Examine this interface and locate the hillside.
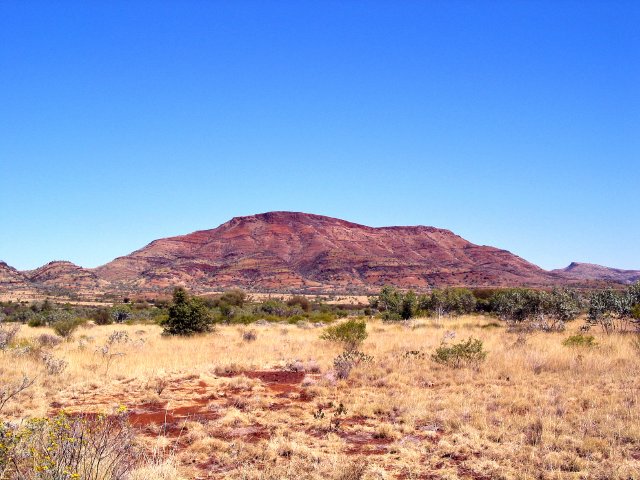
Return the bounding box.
[24,261,107,292]
[553,262,640,285]
[94,211,558,293]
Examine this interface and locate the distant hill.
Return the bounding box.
[2,212,637,298]
[552,262,640,285]
[24,261,107,291]
[0,261,30,290]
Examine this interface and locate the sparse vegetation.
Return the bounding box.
[320,318,367,350]
[2,287,640,479]
[52,317,84,339]
[1,410,138,479]
[432,337,487,368]
[563,333,597,348]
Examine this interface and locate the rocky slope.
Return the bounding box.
[3,212,637,298]
[0,261,30,289]
[94,211,559,292]
[24,261,106,291]
[552,262,640,285]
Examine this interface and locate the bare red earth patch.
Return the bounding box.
[127,401,220,437]
[242,370,306,384]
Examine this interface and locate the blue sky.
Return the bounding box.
[1,1,638,271]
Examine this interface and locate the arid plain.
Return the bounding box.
[2,313,639,479]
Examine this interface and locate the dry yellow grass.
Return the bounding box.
[2,316,640,479]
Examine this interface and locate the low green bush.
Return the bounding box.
[320,318,368,351]
[52,318,84,339]
[432,337,487,368]
[27,316,46,328]
[562,333,597,348]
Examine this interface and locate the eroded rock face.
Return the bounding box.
[94,211,558,292]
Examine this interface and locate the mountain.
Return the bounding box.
[94,211,559,293]
[3,212,637,299]
[0,261,30,288]
[0,261,36,299]
[552,262,640,285]
[24,261,106,292]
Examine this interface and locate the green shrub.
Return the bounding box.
[287,295,311,312]
[373,286,417,320]
[91,307,112,325]
[52,318,84,339]
[562,334,597,348]
[258,300,289,317]
[320,318,368,351]
[163,287,212,335]
[218,289,247,308]
[27,316,45,328]
[0,410,137,478]
[308,311,337,323]
[432,337,487,368]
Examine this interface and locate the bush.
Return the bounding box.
[0,322,20,350]
[423,288,477,318]
[287,295,311,312]
[588,289,632,334]
[333,350,373,380]
[320,319,368,351]
[163,287,212,335]
[258,300,289,317]
[111,305,132,324]
[52,318,84,339]
[373,286,417,320]
[218,289,247,308]
[563,334,597,348]
[92,308,113,325]
[432,337,487,368]
[27,316,46,327]
[1,410,138,479]
[489,288,582,331]
[242,329,257,342]
[36,333,63,348]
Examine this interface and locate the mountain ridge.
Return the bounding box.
[1,212,637,298]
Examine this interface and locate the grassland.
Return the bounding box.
[2,316,640,479]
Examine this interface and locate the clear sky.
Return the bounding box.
[1,1,638,271]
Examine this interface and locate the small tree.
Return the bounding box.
[588,289,632,334]
[372,286,417,320]
[163,287,212,335]
[91,308,112,325]
[287,295,311,312]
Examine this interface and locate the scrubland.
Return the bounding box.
[1,316,640,479]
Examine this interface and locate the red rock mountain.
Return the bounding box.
[94,211,560,293]
[0,261,30,289]
[24,261,106,291]
[552,262,640,285]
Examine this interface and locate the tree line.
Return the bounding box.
[370,283,640,333]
